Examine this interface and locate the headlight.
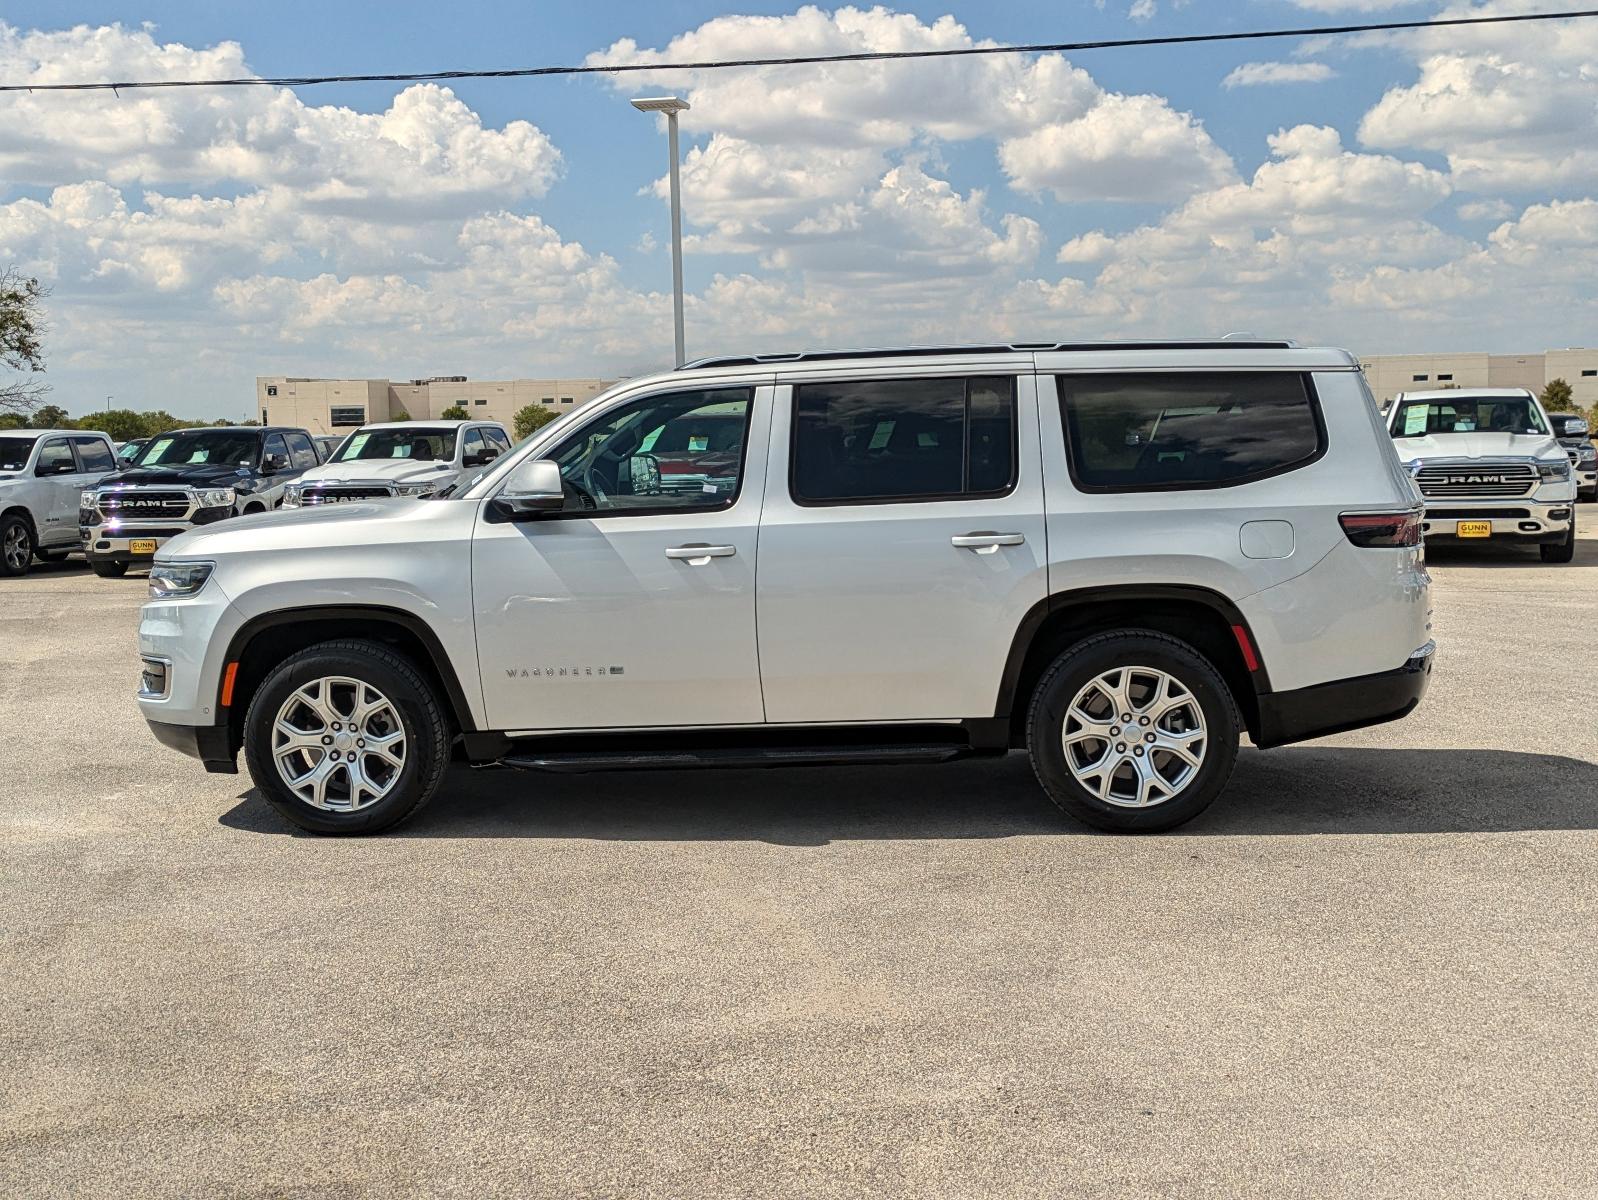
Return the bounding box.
[395,483,438,498]
[194,487,236,509]
[1580,446,1597,462]
[1538,459,1572,481]
[148,561,214,600]
[281,484,303,508]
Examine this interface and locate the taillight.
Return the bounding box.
[1340,511,1422,548]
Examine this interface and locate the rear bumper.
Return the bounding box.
[146,718,237,774]
[1254,642,1434,749]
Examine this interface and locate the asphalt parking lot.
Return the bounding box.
[4,534,1597,1198]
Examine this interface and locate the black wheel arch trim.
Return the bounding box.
[221,605,479,733]
[994,583,1273,723]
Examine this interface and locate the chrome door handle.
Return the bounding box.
[665,544,737,564]
[951,532,1025,554]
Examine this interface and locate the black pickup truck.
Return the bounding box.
[79,425,322,576]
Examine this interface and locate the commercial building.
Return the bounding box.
[1359,349,1598,406]
[256,375,616,435]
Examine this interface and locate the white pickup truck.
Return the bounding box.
[0,429,118,576]
[1387,388,1577,563]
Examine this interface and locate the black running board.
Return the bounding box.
[500,743,973,774]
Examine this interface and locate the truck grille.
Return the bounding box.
[95,490,191,519]
[300,485,395,504]
[1415,462,1536,499]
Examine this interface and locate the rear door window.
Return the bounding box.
[72,437,115,472]
[791,376,1017,504]
[1057,373,1324,492]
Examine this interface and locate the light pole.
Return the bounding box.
[630,96,691,368]
[105,395,113,412]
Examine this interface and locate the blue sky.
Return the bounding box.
[2,1,1595,417]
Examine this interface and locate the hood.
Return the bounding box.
[97,463,258,488]
[1391,431,1563,463]
[158,492,473,560]
[297,459,457,485]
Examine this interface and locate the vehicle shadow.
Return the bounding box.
[218,746,1598,843]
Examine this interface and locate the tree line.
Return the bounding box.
[0,404,254,441]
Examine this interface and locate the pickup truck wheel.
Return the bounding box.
[1541,512,1576,563]
[1,514,34,577]
[89,558,129,578]
[243,639,450,835]
[1027,631,1240,834]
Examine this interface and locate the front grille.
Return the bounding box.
[96,489,191,520]
[1416,462,1536,499]
[1423,507,1531,520]
[301,485,394,504]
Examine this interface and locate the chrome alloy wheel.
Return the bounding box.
[271,676,406,812]
[1061,666,1208,808]
[2,522,29,571]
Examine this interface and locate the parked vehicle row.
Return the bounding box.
[134,339,1436,837]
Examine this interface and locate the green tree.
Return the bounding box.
[1,268,49,416]
[1540,378,1575,412]
[75,409,148,441]
[440,405,469,420]
[513,404,557,440]
[390,409,411,422]
[0,412,26,430]
[27,403,71,429]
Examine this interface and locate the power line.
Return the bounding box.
[3,8,1596,94]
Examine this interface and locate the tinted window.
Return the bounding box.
[484,427,512,454]
[1059,373,1323,491]
[264,433,290,465]
[138,431,261,468]
[285,433,318,470]
[72,437,115,472]
[0,438,34,472]
[792,376,1016,504]
[463,427,486,464]
[544,388,753,516]
[36,438,76,475]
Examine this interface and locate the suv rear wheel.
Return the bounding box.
[242,639,451,835]
[1027,630,1240,833]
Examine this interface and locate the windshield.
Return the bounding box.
[135,431,261,468]
[1392,397,1549,438]
[333,427,457,463]
[0,437,36,472]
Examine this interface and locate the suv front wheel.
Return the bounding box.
[242,639,451,834]
[1027,631,1241,833]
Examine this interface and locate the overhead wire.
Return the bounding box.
[2,8,1596,94]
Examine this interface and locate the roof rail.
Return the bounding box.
[679,339,1297,370]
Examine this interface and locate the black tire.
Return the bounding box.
[89,558,129,578]
[1,513,35,577]
[1541,511,1576,563]
[242,638,451,835]
[1027,630,1241,834]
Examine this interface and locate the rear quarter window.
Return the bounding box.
[1057,372,1325,492]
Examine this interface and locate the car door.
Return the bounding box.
[255,433,292,506]
[472,381,772,732]
[755,370,1048,724]
[32,437,83,543]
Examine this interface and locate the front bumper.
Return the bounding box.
[1254,641,1434,749]
[147,718,238,774]
[1419,500,1572,545]
[83,530,176,562]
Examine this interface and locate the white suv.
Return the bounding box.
[282,420,512,507]
[0,429,118,576]
[1387,388,1577,562]
[136,341,1434,835]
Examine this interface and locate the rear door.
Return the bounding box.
[755,369,1048,723]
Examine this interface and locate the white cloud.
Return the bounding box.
[1358,0,1598,191]
[1223,61,1338,89]
[1456,198,1514,221]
